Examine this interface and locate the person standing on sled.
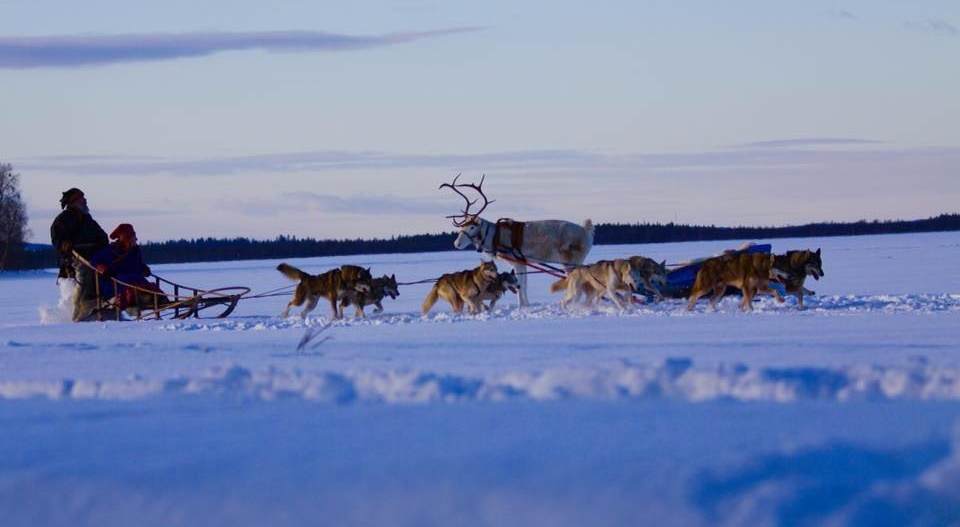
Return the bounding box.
[50,188,108,321]
[91,224,165,310]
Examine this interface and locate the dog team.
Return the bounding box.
[274,247,824,319]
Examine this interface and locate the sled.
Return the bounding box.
[652,242,773,299]
[73,253,250,321]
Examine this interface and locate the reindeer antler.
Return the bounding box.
[439,173,495,226]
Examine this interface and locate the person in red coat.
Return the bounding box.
[91,224,165,309]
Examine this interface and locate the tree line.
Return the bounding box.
[5,213,959,271]
[2,161,959,271]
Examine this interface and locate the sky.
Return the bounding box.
[2,1,959,243]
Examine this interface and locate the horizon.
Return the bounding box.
[18,211,957,249]
[3,1,958,243]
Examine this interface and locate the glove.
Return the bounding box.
[60,241,74,254]
[143,265,152,277]
[96,264,108,275]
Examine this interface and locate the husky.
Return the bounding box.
[687,253,785,311]
[627,255,669,302]
[422,261,500,314]
[772,249,824,309]
[477,270,521,311]
[550,259,641,310]
[338,274,400,317]
[277,263,373,319]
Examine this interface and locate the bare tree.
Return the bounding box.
[0,163,30,272]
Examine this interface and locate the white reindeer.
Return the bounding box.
[441,175,594,307]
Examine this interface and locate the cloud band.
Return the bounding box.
[0,27,482,69]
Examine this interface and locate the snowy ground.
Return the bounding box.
[2,232,959,527]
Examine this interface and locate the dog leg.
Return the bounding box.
[759,282,784,304]
[796,287,812,310]
[281,286,306,318]
[467,299,483,314]
[561,283,574,309]
[687,289,704,311]
[740,287,753,310]
[328,296,342,319]
[709,284,726,311]
[799,286,815,310]
[300,296,319,319]
[606,284,626,310]
[373,301,384,314]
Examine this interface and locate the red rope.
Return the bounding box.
[496,253,567,279]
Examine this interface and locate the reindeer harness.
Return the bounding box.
[465,218,526,261]
[494,218,526,261]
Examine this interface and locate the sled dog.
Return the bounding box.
[277,263,373,319]
[422,261,499,314]
[772,249,824,309]
[550,259,641,310]
[687,252,784,311]
[628,255,669,301]
[339,274,400,317]
[477,270,521,311]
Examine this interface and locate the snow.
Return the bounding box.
[1,231,959,526]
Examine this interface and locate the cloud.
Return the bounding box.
[732,138,884,149]
[825,8,857,21]
[19,150,605,176]
[17,143,960,183]
[904,19,958,36]
[0,27,483,69]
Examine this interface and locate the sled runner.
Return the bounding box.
[74,253,250,321]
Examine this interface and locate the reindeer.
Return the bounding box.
[441,174,594,307]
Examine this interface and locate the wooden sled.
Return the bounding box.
[74,253,250,321]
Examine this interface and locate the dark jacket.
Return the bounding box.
[50,208,108,260]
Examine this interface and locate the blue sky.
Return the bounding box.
[2,1,958,243]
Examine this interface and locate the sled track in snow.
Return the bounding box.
[3,293,958,404]
[157,293,960,333]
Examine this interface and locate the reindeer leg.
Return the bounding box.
[510,261,528,307]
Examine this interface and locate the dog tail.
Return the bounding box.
[550,276,568,294]
[422,283,440,314]
[276,263,308,282]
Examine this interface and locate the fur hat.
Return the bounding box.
[59,188,84,209]
[110,223,136,241]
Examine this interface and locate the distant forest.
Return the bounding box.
[6,213,960,271]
